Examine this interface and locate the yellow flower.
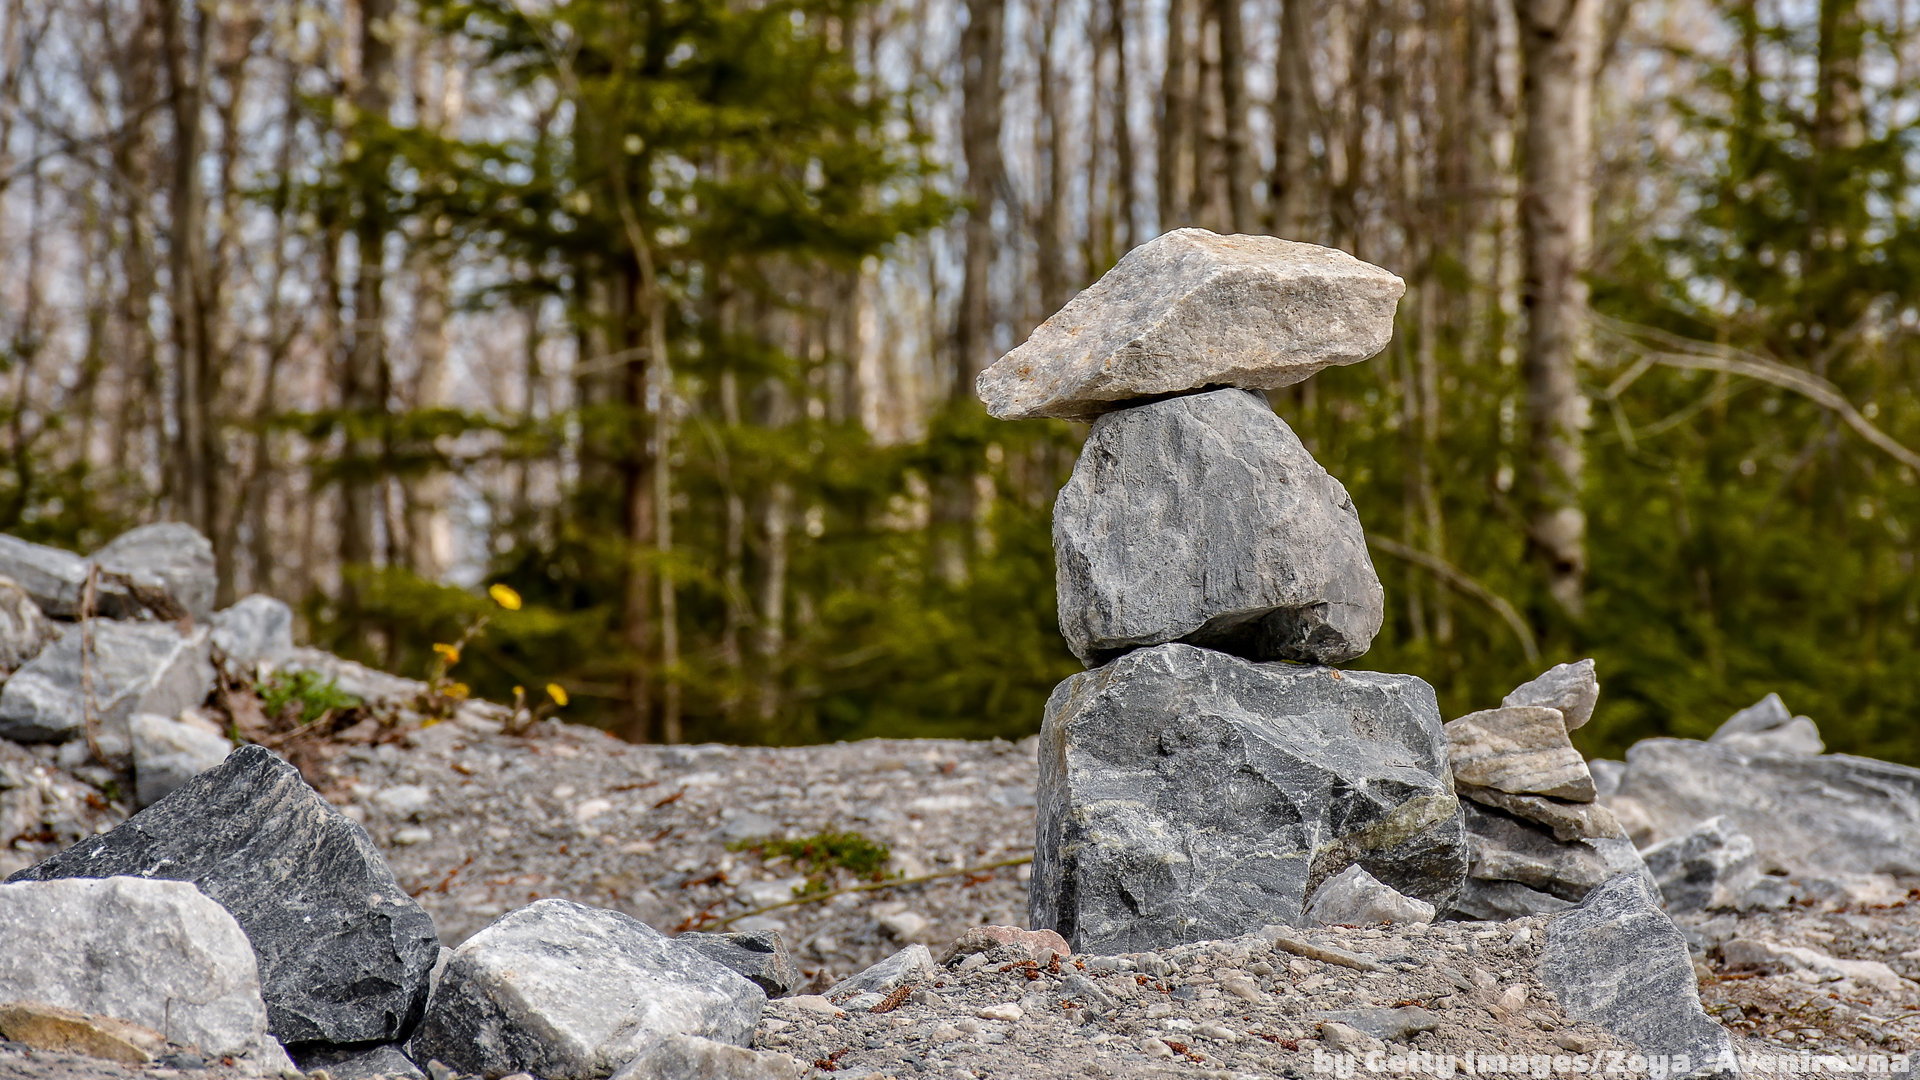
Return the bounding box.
[489,583,523,611]
[546,683,569,707]
[447,682,470,701]
[432,643,461,664]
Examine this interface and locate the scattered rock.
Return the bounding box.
[1500,659,1600,731]
[1539,873,1734,1070]
[293,1044,425,1080]
[1719,938,1911,992]
[935,926,1071,965]
[1303,864,1435,926]
[1052,388,1383,667]
[0,536,90,619]
[0,577,56,676]
[1456,785,1623,842]
[130,711,232,808]
[1033,644,1466,952]
[7,744,440,1048]
[0,621,214,751]
[411,899,762,1080]
[824,945,935,1003]
[91,523,218,623]
[674,930,802,998]
[1705,695,1825,756]
[1640,815,1760,914]
[0,1001,168,1065]
[210,595,296,670]
[1458,801,1649,912]
[1588,759,1626,798]
[611,1033,802,1080]
[976,228,1405,422]
[0,876,280,1062]
[1315,1006,1441,1042]
[1318,1019,1384,1054]
[976,1002,1023,1022]
[1444,706,1596,801]
[1449,877,1574,920]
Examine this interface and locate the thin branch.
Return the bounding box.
[1366,535,1540,664]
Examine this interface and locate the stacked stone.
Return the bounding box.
[1446,660,1653,920]
[977,228,1470,954]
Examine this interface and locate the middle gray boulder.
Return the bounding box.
[1031,643,1466,953]
[1054,387,1384,667]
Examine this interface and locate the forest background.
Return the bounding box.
[3,0,1918,761]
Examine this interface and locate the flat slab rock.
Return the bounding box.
[976,229,1405,422]
[6,744,439,1049]
[1454,801,1650,919]
[1444,706,1596,801]
[1053,387,1384,667]
[411,898,763,1080]
[1032,643,1466,953]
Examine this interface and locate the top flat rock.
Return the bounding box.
[976,229,1405,422]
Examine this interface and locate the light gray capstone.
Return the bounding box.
[1303,865,1435,927]
[1031,644,1467,954]
[131,711,233,808]
[91,523,218,623]
[0,622,214,747]
[410,899,764,1080]
[1501,659,1600,731]
[1639,816,1760,914]
[0,535,91,618]
[1707,694,1823,756]
[611,1034,803,1080]
[976,229,1405,422]
[0,876,285,1064]
[210,595,296,669]
[1457,801,1652,915]
[1053,388,1384,667]
[0,576,56,676]
[1444,706,1596,801]
[1539,873,1735,1072]
[824,944,935,1004]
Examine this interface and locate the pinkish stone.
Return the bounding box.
[937,926,1072,965]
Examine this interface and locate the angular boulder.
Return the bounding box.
[936,925,1072,965]
[1456,786,1622,842]
[976,229,1405,422]
[1456,801,1650,916]
[1539,874,1735,1071]
[674,929,802,998]
[0,876,282,1062]
[1053,388,1384,667]
[0,535,90,618]
[1449,878,1573,920]
[824,944,936,1005]
[1639,815,1760,914]
[130,711,232,808]
[6,744,440,1048]
[0,576,56,677]
[91,523,218,623]
[1501,658,1600,731]
[0,622,213,748]
[411,899,762,1080]
[1444,706,1596,801]
[611,1034,802,1080]
[1031,644,1466,953]
[1303,865,1434,926]
[1707,694,1823,756]
[210,594,296,669]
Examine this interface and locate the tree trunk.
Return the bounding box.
[958,0,1006,393]
[1516,0,1600,615]
[1270,0,1311,237]
[161,0,218,560]
[1158,0,1191,231]
[1035,0,1068,314]
[1214,0,1253,233]
[1110,0,1138,249]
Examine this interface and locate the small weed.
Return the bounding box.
[729,830,895,896]
[260,671,363,726]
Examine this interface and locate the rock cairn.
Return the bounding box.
[980,228,1480,952]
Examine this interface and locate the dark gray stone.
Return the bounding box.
[1640,816,1759,914]
[1449,877,1574,920]
[411,899,762,1080]
[1540,874,1735,1073]
[1031,644,1466,953]
[295,1044,424,1080]
[675,929,802,998]
[1053,389,1384,667]
[0,622,213,748]
[6,744,440,1049]
[1460,801,1651,908]
[976,228,1405,422]
[91,523,218,623]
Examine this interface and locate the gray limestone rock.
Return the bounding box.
[1501,659,1600,732]
[0,536,90,618]
[210,595,296,669]
[1708,695,1824,756]
[976,229,1405,422]
[824,945,936,1002]
[0,622,213,747]
[1609,735,1920,875]
[1449,878,1574,920]
[1444,706,1596,801]
[130,711,232,808]
[611,1034,803,1080]
[0,577,56,677]
[1539,873,1735,1073]
[0,876,283,1063]
[1031,644,1466,953]
[7,744,441,1048]
[1711,693,1792,739]
[411,899,763,1080]
[1303,865,1435,926]
[91,523,218,623]
[1639,816,1761,914]
[1053,388,1384,667]
[1460,801,1651,907]
[1457,785,1623,842]
[294,1044,424,1080]
[674,929,802,998]
[1589,759,1626,798]
[1313,1007,1441,1043]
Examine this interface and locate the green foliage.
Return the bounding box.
[729,829,894,894]
[259,671,364,727]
